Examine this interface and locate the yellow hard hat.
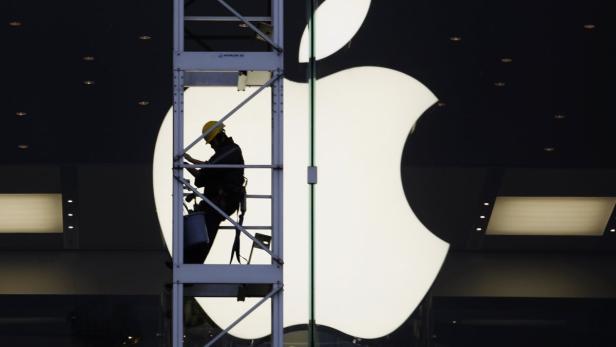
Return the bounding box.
[202,121,225,143]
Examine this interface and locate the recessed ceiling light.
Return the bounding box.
[68,225,74,229]
[476,227,483,231]
[67,200,73,203]
[610,228,615,233]
[544,147,556,152]
[554,114,566,119]
[584,24,596,30]
[17,144,29,150]
[83,80,95,86]
[494,81,506,87]
[480,215,486,219]
[16,111,27,117]
[67,213,74,217]
[9,21,22,27]
[501,57,513,63]
[138,100,150,106]
[238,23,248,28]
[437,101,446,107]
[83,56,95,61]
[139,35,152,40]
[484,202,490,206]
[449,36,462,42]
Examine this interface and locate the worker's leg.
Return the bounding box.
[201,206,224,260]
[184,242,208,264]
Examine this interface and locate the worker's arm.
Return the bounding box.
[184,153,204,164]
[185,163,198,177]
[184,153,204,177]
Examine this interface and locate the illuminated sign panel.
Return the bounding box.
[0,194,63,233]
[487,196,616,236]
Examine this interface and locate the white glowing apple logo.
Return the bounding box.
[153,0,449,340]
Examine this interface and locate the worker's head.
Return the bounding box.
[201,121,226,146]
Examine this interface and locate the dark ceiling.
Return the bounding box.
[3,0,613,166]
[2,0,171,164]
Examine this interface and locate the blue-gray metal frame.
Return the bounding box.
[172,0,284,346]
[270,0,284,342]
[177,52,281,71]
[185,16,272,22]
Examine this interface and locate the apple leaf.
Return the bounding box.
[299,0,371,63]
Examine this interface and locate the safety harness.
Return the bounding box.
[230,178,247,264]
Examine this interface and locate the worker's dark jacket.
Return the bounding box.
[194,137,244,214]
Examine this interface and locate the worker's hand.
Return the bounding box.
[185,193,195,203]
[184,153,196,164]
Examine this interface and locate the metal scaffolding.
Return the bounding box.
[172,1,284,346]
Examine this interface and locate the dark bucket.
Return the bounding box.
[183,212,209,247]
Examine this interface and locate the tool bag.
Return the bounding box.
[182,183,209,248]
[183,211,209,247]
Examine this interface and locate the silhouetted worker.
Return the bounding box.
[184,121,245,264]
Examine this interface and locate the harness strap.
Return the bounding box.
[230,185,247,264]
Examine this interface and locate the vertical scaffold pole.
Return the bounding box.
[271,0,284,345]
[172,1,185,347]
[172,0,284,346]
[307,0,318,345]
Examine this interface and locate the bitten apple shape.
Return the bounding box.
[153,0,449,340]
[153,67,449,339]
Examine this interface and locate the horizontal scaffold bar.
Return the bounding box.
[183,283,272,298]
[185,16,271,22]
[246,194,271,199]
[183,193,271,199]
[184,71,237,87]
[174,264,282,284]
[180,164,281,169]
[219,226,271,230]
[176,52,281,71]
